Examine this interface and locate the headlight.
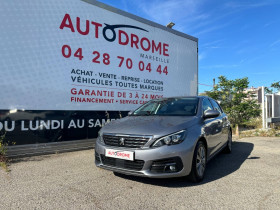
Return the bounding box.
[97,131,104,144]
[152,130,186,147]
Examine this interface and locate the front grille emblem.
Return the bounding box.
[119,137,125,146]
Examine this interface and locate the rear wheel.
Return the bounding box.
[224,130,232,154]
[188,141,206,182]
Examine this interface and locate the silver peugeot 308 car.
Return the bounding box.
[95,96,232,182]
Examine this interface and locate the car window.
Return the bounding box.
[138,102,158,112]
[202,99,213,114]
[210,99,222,114]
[217,103,223,113]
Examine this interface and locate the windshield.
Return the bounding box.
[132,98,199,116]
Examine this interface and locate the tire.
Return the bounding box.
[188,141,207,183]
[223,130,232,154]
[113,171,122,177]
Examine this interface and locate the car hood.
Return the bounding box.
[101,116,198,138]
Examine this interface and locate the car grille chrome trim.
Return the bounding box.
[103,133,153,148]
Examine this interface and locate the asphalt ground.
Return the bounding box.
[0,137,280,210]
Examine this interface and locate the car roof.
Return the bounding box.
[152,96,211,101]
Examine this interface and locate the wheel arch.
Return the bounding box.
[197,137,208,157]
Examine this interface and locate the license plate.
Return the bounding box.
[105,149,134,161]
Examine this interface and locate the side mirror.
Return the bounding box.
[204,110,220,119]
[128,111,133,116]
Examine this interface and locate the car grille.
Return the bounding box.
[103,134,151,148]
[100,155,144,171]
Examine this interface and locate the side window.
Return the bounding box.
[202,99,213,114]
[210,99,222,114]
[218,103,223,113]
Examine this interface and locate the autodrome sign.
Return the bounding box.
[0,0,198,111]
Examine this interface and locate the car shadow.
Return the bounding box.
[113,141,255,187]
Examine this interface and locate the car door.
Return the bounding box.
[210,99,227,147]
[210,99,229,145]
[202,98,222,157]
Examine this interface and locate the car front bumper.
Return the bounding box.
[95,139,195,178]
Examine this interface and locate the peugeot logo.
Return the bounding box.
[119,138,125,146]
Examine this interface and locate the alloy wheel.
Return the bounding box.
[196,145,206,177]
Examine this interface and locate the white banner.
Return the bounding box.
[0,0,198,111]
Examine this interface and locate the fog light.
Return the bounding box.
[170,165,177,172]
[151,157,183,173]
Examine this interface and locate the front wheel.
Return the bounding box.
[188,141,207,183]
[223,130,232,154]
